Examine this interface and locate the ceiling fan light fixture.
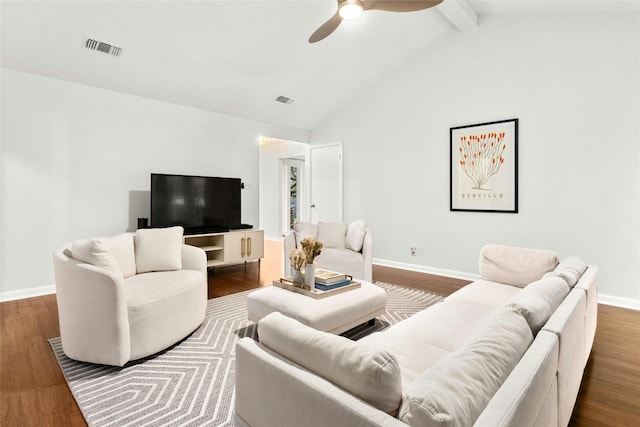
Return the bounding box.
[339,0,364,21]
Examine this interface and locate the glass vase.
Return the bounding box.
[292,268,303,283]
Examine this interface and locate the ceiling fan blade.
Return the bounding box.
[309,11,343,43]
[363,0,443,13]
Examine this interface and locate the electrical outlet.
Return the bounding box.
[410,245,417,256]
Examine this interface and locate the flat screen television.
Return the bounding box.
[151,173,245,234]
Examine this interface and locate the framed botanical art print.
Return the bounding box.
[450,118,518,213]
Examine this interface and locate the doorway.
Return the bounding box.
[281,158,305,235]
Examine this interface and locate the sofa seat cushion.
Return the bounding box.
[479,244,559,287]
[507,276,570,334]
[315,248,364,279]
[364,300,495,353]
[398,307,534,427]
[125,270,206,359]
[257,312,403,415]
[359,332,451,388]
[446,279,521,308]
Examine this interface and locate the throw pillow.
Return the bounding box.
[345,220,366,252]
[70,239,123,277]
[103,233,137,278]
[479,244,559,288]
[399,307,533,427]
[258,312,403,415]
[294,221,317,249]
[135,226,184,273]
[316,222,347,249]
[507,276,570,334]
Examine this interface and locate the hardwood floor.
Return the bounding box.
[1,240,638,426]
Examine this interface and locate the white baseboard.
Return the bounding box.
[597,294,640,310]
[3,264,639,311]
[373,258,640,311]
[373,258,481,282]
[1,284,56,302]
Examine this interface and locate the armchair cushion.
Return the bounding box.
[71,233,136,278]
[317,222,347,249]
[106,233,137,278]
[71,239,123,277]
[346,220,366,252]
[294,221,317,248]
[135,226,184,273]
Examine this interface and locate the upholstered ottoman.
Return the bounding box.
[246,281,387,335]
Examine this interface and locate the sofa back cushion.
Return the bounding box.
[399,307,533,427]
[258,312,403,415]
[135,226,184,273]
[294,221,317,249]
[317,222,348,249]
[479,244,559,288]
[546,256,587,288]
[507,276,570,334]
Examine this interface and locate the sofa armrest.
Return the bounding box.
[362,228,373,282]
[181,244,207,277]
[53,249,130,366]
[235,337,405,427]
[283,231,297,278]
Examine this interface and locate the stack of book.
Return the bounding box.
[313,269,353,291]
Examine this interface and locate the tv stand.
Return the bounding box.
[229,223,253,230]
[183,229,264,269]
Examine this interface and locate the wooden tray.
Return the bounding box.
[273,277,361,299]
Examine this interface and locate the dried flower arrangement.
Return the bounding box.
[289,248,306,271]
[300,236,323,264]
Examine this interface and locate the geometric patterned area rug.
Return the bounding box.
[49,282,443,427]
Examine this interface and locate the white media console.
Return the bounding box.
[183,229,264,269]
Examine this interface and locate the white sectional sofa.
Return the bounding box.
[235,244,598,427]
[53,226,208,367]
[283,220,373,282]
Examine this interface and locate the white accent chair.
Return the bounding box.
[53,227,208,367]
[283,221,372,282]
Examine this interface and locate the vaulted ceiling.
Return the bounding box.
[1,1,637,130]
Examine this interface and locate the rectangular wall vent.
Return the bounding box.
[84,38,123,57]
[275,95,294,105]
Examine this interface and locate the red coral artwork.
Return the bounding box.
[457,132,507,190]
[450,118,518,213]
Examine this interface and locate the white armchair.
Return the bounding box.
[284,221,372,282]
[53,227,207,367]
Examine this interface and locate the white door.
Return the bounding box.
[281,158,305,234]
[309,142,343,223]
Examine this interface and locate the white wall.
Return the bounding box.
[311,13,640,305]
[0,69,308,298]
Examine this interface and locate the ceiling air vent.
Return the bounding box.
[83,37,123,57]
[275,95,294,105]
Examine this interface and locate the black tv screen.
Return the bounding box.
[151,173,241,234]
